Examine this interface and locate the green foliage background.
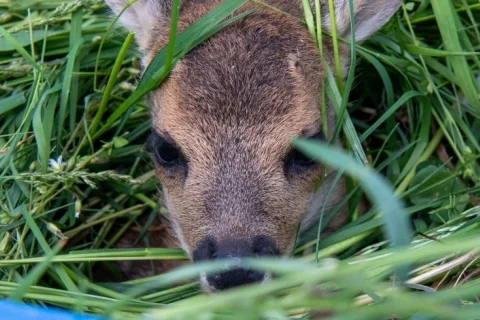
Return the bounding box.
[0,0,479,319]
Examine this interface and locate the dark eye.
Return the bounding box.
[284,132,325,173]
[155,143,180,165]
[147,132,185,167]
[287,150,316,168]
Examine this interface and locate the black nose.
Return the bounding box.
[193,236,279,290]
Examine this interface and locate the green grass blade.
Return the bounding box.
[0,26,41,72]
[293,140,413,252]
[88,31,134,137]
[19,204,79,293]
[359,91,423,142]
[301,0,316,40]
[0,93,26,116]
[9,239,66,301]
[431,0,480,117]
[56,39,83,150]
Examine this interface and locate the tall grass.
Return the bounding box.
[0,0,479,319]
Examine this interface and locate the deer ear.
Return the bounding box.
[105,0,169,50]
[322,0,401,43]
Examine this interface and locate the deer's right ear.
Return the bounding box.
[105,0,168,50]
[321,0,401,43]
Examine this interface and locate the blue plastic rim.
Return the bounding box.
[0,300,108,320]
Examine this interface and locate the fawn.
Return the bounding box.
[104,0,401,291]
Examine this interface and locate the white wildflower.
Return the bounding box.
[74,198,82,219]
[48,155,66,172]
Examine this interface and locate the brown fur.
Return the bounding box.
[104,0,401,281]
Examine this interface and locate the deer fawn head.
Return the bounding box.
[105,0,401,291]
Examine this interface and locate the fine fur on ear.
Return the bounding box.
[105,0,170,50]
[321,0,402,43]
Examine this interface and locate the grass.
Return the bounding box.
[0,0,480,319]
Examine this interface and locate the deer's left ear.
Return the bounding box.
[105,0,170,50]
[322,0,402,43]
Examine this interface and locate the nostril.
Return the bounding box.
[210,240,219,260]
[209,243,217,259]
[193,237,217,261]
[252,235,279,256]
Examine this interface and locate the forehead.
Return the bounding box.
[151,61,320,152]
[150,11,323,151]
